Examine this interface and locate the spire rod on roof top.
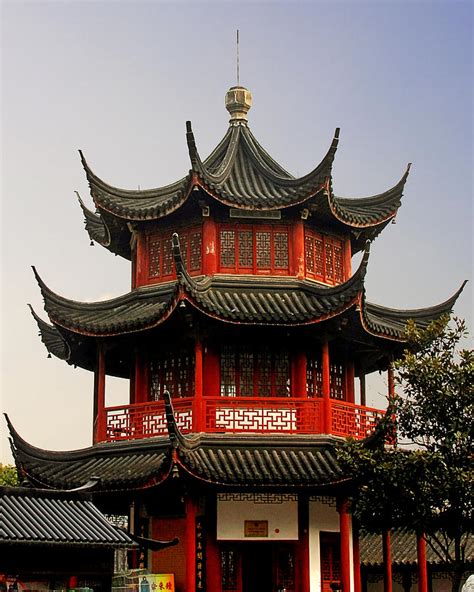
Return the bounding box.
[236,29,240,86]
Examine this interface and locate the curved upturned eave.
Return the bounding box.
[328,164,411,228]
[28,305,71,361]
[5,414,173,492]
[77,194,132,260]
[176,241,370,326]
[189,122,340,210]
[77,192,111,246]
[360,280,467,341]
[32,266,180,337]
[80,150,194,221]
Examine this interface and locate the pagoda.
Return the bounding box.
[7,86,464,592]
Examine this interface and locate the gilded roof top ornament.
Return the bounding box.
[225,86,252,123]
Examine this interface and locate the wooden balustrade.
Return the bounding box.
[102,396,384,442]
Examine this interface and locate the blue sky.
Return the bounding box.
[1,1,472,462]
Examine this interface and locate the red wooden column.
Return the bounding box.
[322,339,331,433]
[382,529,393,592]
[134,348,149,404]
[203,217,218,276]
[344,237,352,280]
[135,231,148,287]
[293,220,305,278]
[388,361,395,400]
[338,498,352,592]
[194,339,204,432]
[298,495,310,592]
[359,374,366,406]
[292,351,307,397]
[352,523,362,592]
[417,532,429,592]
[346,359,355,404]
[387,360,396,443]
[185,496,197,592]
[93,343,106,443]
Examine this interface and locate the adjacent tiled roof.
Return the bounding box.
[0,486,134,547]
[360,528,474,566]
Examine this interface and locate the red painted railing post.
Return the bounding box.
[338,498,351,592]
[94,344,106,443]
[194,339,204,432]
[322,339,331,434]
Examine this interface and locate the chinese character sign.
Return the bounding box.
[196,516,206,590]
[138,574,175,591]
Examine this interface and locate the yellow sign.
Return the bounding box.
[244,520,269,537]
[138,574,175,591]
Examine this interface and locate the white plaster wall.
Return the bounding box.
[309,498,354,592]
[216,497,298,541]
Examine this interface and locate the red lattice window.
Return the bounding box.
[219,225,289,275]
[275,546,296,592]
[305,230,345,285]
[148,237,161,279]
[238,230,253,268]
[150,350,195,399]
[274,231,289,269]
[147,226,202,282]
[220,230,236,268]
[307,354,323,397]
[220,346,291,397]
[320,532,341,592]
[330,362,345,400]
[306,353,346,399]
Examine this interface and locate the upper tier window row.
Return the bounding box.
[145,224,346,284]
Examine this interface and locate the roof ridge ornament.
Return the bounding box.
[225,86,252,123]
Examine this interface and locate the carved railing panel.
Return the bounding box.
[330,400,383,439]
[103,397,384,442]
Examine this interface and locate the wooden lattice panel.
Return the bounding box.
[307,355,323,397]
[218,224,289,274]
[304,229,345,285]
[204,397,323,434]
[106,399,194,441]
[147,226,202,282]
[331,400,383,439]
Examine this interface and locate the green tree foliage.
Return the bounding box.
[0,463,19,486]
[338,317,473,592]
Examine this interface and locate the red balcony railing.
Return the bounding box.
[101,396,384,443]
